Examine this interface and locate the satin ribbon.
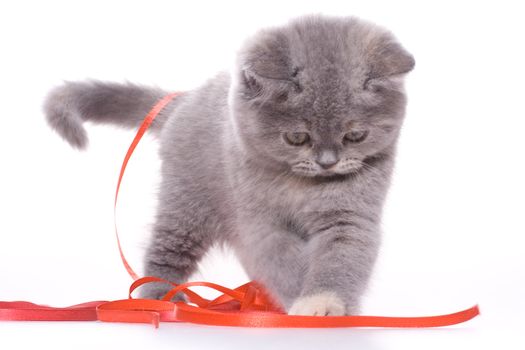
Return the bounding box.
[0,92,480,328]
[0,278,480,328]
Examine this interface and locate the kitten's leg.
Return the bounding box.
[139,226,209,300]
[233,223,308,311]
[139,187,215,300]
[287,212,380,316]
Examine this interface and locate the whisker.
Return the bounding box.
[360,162,387,178]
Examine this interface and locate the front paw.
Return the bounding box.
[138,282,187,302]
[288,291,346,316]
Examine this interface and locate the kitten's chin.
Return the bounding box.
[291,158,363,179]
[290,158,364,178]
[290,164,363,178]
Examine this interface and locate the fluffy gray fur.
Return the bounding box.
[44,15,414,315]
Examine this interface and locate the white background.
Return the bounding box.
[0,0,524,349]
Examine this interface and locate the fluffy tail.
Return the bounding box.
[43,81,174,149]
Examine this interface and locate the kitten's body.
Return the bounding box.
[44,15,413,315]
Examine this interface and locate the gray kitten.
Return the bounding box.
[44,15,414,316]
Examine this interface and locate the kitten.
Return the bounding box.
[44,15,414,316]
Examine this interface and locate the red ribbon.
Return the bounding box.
[0,92,480,328]
[0,279,480,328]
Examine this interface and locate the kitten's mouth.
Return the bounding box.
[290,160,363,178]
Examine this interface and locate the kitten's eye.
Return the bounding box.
[284,132,310,146]
[344,130,369,143]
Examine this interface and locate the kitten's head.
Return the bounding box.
[230,15,414,178]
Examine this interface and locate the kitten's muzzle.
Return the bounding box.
[316,149,339,169]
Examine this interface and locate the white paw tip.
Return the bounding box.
[288,291,346,316]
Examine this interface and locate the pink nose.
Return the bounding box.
[316,150,339,169]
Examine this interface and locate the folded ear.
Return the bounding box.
[240,68,264,99]
[238,60,294,101]
[239,67,300,103]
[368,40,415,78]
[236,30,298,101]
